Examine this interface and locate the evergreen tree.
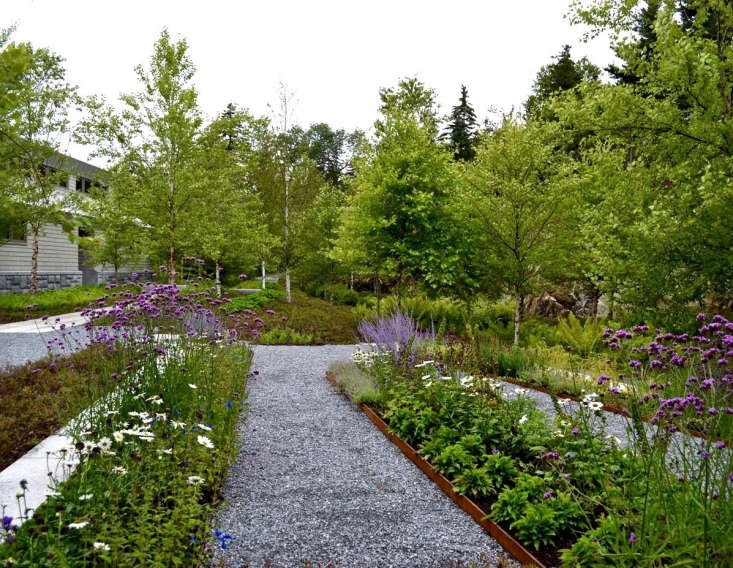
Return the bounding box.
[441,85,479,161]
[525,45,600,119]
[607,0,661,85]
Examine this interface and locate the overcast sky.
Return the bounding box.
[4,0,617,164]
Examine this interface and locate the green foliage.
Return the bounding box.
[433,441,477,477]
[510,503,558,550]
[525,44,600,120]
[440,85,479,161]
[222,289,283,313]
[0,308,253,567]
[305,282,360,306]
[342,78,475,297]
[258,327,313,345]
[555,313,604,356]
[457,119,578,344]
[328,361,381,405]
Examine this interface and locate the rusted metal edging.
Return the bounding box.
[325,372,547,568]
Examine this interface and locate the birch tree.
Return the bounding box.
[78,29,202,284]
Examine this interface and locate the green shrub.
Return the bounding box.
[222,288,282,313]
[555,313,605,356]
[305,283,360,306]
[259,327,313,345]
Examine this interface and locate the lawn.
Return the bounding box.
[0,285,113,324]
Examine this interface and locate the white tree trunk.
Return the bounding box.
[261,259,266,289]
[513,288,523,347]
[285,266,291,304]
[215,262,221,297]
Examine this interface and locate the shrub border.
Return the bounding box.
[325,371,546,568]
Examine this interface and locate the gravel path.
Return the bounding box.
[213,345,503,568]
[0,315,94,371]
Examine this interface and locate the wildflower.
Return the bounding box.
[158,448,173,455]
[68,521,89,529]
[197,435,214,449]
[628,360,642,368]
[198,423,212,431]
[112,431,124,442]
[188,383,197,389]
[558,398,572,406]
[226,401,233,409]
[93,542,110,551]
[214,529,233,550]
[187,476,205,485]
[112,466,127,475]
[514,387,528,396]
[79,494,93,501]
[715,441,726,449]
[606,434,622,446]
[542,491,553,499]
[588,401,603,411]
[518,415,528,425]
[155,413,167,421]
[572,427,579,436]
[629,532,636,544]
[98,437,112,451]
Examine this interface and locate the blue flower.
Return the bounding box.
[173,409,180,417]
[189,535,196,543]
[214,529,233,550]
[226,401,233,409]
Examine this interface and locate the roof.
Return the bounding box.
[43,152,106,180]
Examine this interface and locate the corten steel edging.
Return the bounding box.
[325,372,547,568]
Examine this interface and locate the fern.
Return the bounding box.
[555,313,604,356]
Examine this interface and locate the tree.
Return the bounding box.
[346,78,469,300]
[562,0,733,318]
[80,182,143,284]
[524,45,600,120]
[1,42,77,293]
[248,85,323,303]
[458,120,575,345]
[78,29,203,285]
[441,85,479,161]
[302,123,361,187]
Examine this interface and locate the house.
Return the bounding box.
[0,152,144,293]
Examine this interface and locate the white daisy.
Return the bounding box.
[518,415,528,425]
[187,475,204,485]
[68,521,89,529]
[197,435,214,449]
[93,542,110,551]
[79,494,93,501]
[112,466,127,475]
[188,383,197,389]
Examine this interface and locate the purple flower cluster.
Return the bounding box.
[358,309,435,361]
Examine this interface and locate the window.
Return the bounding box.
[0,215,27,243]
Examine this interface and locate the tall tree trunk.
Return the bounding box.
[375,274,381,320]
[285,266,291,304]
[261,259,266,289]
[114,264,119,285]
[30,228,39,295]
[350,272,354,290]
[215,262,221,297]
[513,286,524,347]
[168,240,176,285]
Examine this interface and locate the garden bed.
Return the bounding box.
[326,371,547,568]
[0,283,254,566]
[330,311,731,567]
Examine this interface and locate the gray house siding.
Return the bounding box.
[0,153,146,293]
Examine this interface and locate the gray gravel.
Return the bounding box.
[212,345,503,568]
[0,328,94,371]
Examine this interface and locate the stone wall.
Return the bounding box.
[0,272,82,293]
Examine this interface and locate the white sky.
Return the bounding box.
[4,0,617,165]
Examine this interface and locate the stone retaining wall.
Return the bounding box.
[0,272,82,293]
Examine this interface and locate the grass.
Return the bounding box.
[328,360,381,404]
[0,345,131,470]
[0,285,113,324]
